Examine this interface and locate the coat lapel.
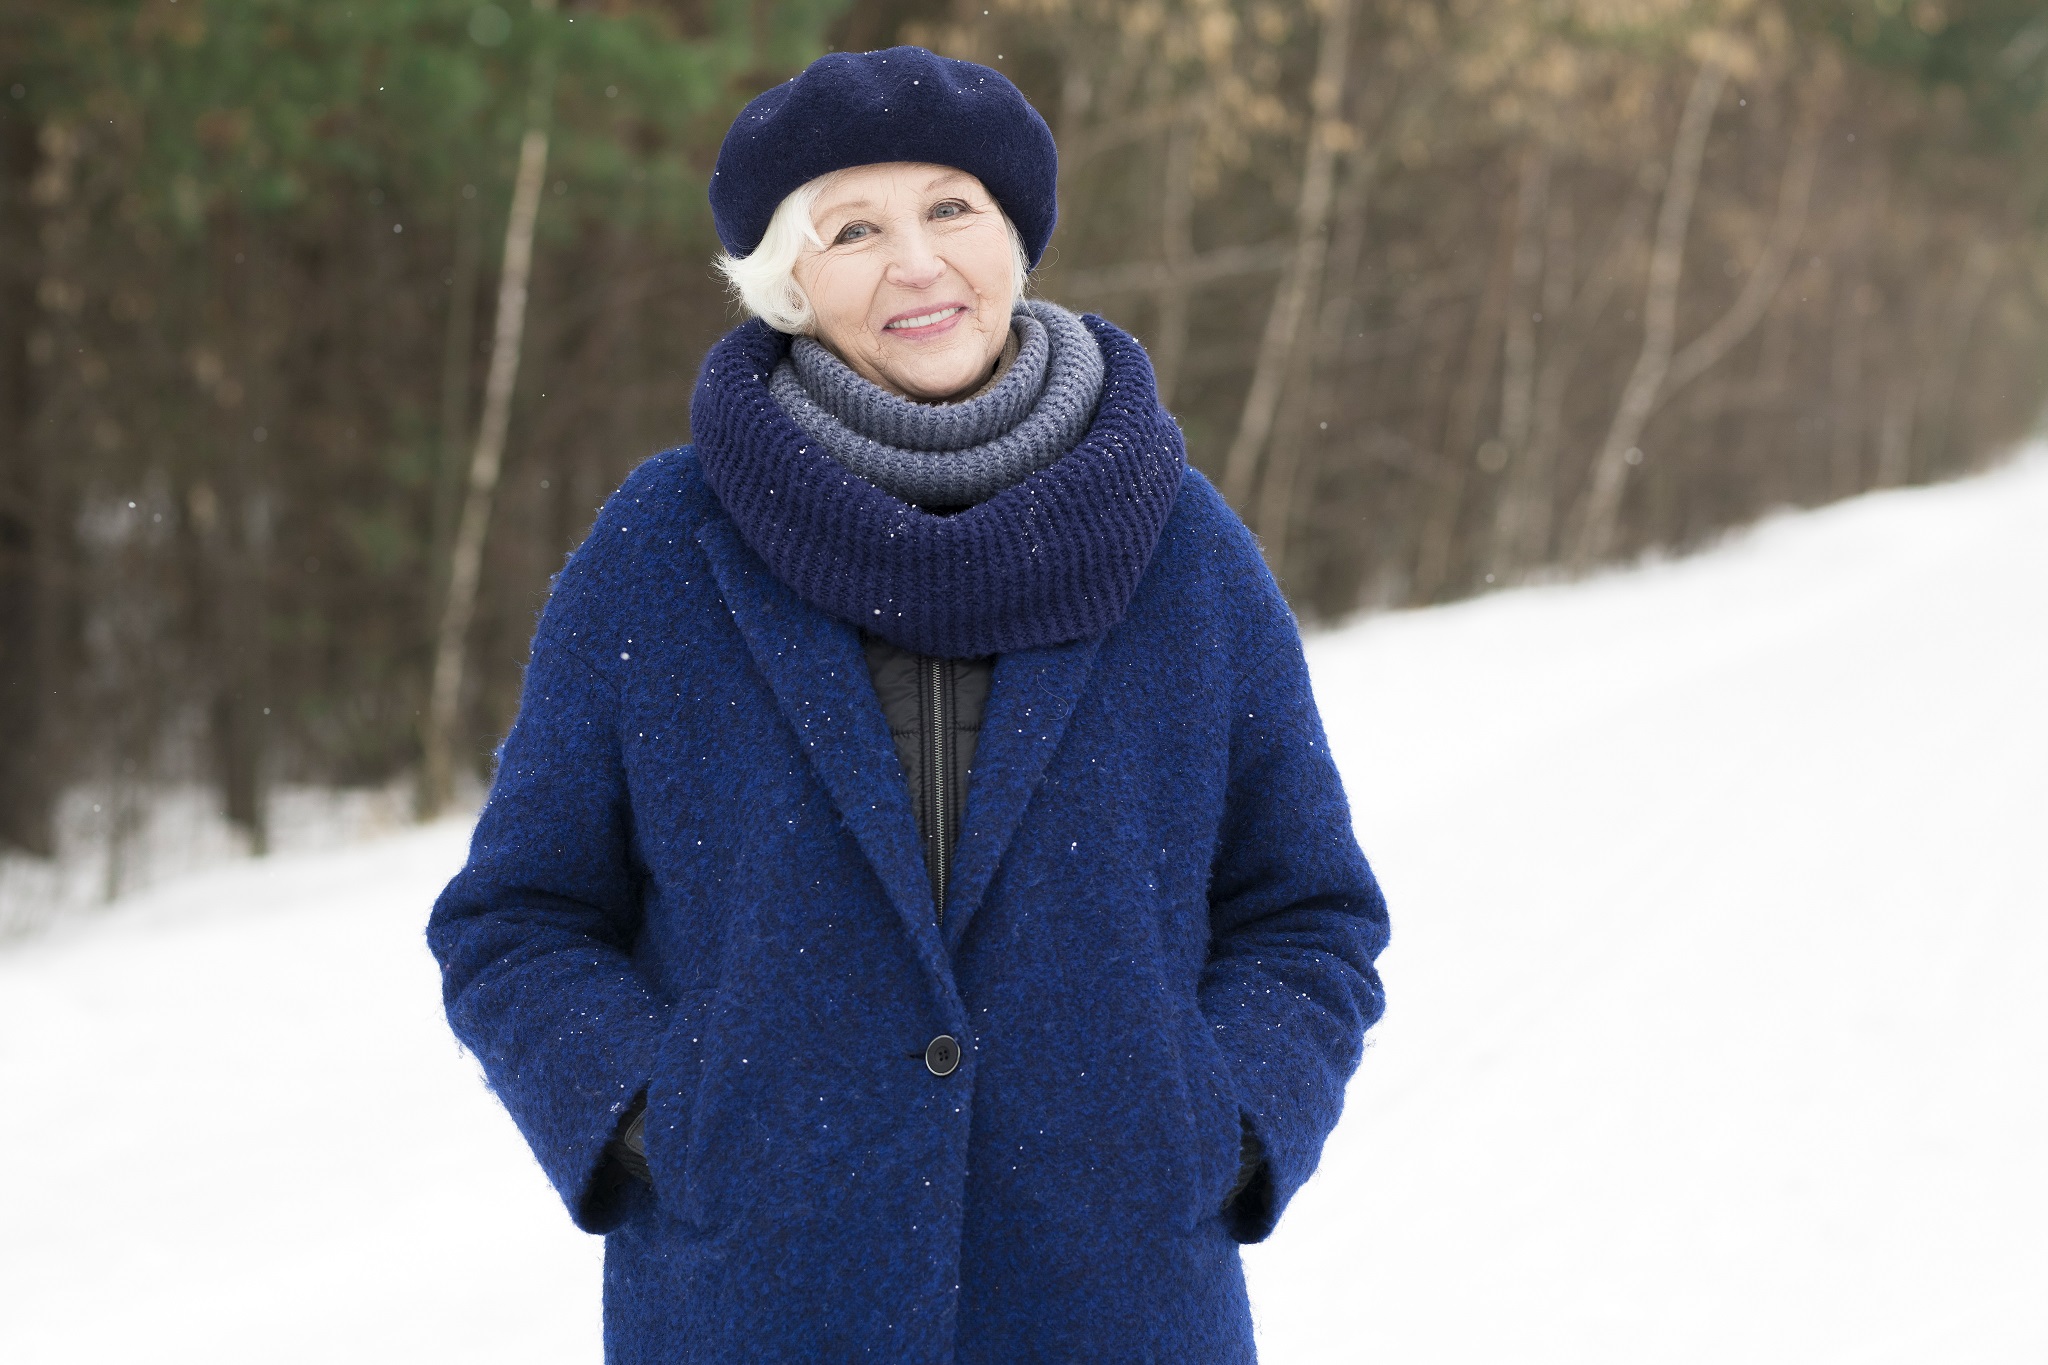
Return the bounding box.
[943,635,1103,952]
[692,515,956,993]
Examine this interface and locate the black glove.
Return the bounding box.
[610,1099,652,1187]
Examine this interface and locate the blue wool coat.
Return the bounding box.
[428,450,1387,1363]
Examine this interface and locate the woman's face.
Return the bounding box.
[793,162,1017,402]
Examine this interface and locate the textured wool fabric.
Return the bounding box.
[692,312,1181,658]
[770,300,1106,510]
[427,443,1386,1363]
[711,46,1059,265]
[960,326,1020,401]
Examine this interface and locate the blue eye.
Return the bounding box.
[932,200,967,220]
[834,222,874,244]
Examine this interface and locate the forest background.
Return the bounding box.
[2,0,2044,904]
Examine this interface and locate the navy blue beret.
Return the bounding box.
[710,47,1059,267]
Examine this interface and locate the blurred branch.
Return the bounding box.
[1412,152,1525,603]
[1257,141,1380,575]
[1151,118,1197,408]
[1658,92,1827,405]
[1221,0,1355,511]
[1571,53,1728,570]
[1917,241,2003,471]
[1059,97,1199,175]
[1058,238,1292,295]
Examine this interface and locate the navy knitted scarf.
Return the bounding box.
[690,312,1186,658]
[768,301,1106,509]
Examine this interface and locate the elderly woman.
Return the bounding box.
[429,46,1386,1364]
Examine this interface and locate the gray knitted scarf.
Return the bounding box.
[769,299,1106,509]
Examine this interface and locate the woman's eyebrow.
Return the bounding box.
[811,194,878,222]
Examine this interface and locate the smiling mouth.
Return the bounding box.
[884,306,965,331]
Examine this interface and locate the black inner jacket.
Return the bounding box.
[860,633,994,919]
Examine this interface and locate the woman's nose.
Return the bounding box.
[884,225,946,289]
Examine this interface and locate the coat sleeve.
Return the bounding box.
[426,632,670,1234]
[1201,638,1388,1243]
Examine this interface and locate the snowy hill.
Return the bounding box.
[5,450,2045,1363]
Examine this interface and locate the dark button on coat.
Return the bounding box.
[427,449,1387,1364]
[925,1034,963,1077]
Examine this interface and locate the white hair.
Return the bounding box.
[716,173,1032,335]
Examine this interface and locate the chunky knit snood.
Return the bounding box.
[768,301,1106,510]
[689,311,1186,658]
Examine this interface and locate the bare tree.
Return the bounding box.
[1255,141,1379,577]
[1494,144,1552,492]
[1152,118,1197,408]
[431,181,483,598]
[1569,55,1728,570]
[1916,240,2002,474]
[1658,89,1826,405]
[1488,184,1658,581]
[2,116,76,857]
[1219,0,1354,513]
[421,0,557,817]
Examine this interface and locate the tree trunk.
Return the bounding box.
[1569,56,1726,570]
[1219,0,1353,513]
[24,119,93,860]
[1381,295,1471,608]
[1496,144,1550,473]
[431,180,483,601]
[421,0,558,818]
[0,110,54,855]
[1411,164,1522,603]
[1823,141,1881,501]
[1655,91,1823,406]
[1471,142,1551,588]
[1151,118,1196,409]
[1493,183,1621,580]
[1742,284,1801,509]
[1916,242,1999,476]
[1828,278,1869,499]
[205,211,279,855]
[1874,375,1916,488]
[1254,143,1377,582]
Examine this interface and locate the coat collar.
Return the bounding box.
[694,512,944,989]
[942,635,1102,953]
[693,508,1102,973]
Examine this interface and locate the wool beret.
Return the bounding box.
[710,47,1059,267]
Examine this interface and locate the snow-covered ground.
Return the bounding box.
[4,450,2044,1363]
[0,780,433,939]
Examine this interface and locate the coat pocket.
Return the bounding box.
[1178,1007,1247,1226]
[640,988,720,1229]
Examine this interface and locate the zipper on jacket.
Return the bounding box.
[926,655,949,923]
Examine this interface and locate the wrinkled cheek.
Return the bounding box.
[797,259,871,341]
